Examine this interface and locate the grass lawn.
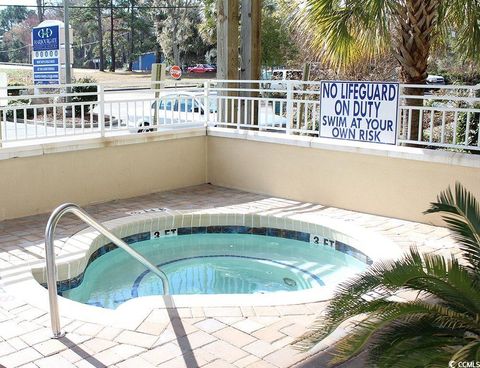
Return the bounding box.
[0,65,215,86]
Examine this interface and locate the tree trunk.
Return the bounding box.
[173,43,180,66]
[36,0,43,23]
[96,0,104,71]
[153,0,164,63]
[128,0,135,71]
[109,0,115,72]
[393,0,439,142]
[155,44,162,63]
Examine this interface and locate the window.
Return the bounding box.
[159,99,174,110]
[178,98,195,112]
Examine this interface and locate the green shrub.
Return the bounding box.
[6,99,34,120]
[456,103,479,151]
[7,82,24,97]
[71,77,98,114]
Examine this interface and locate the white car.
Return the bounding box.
[426,74,445,85]
[133,92,208,132]
[261,69,303,92]
[124,92,288,132]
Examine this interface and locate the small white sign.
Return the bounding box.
[151,228,178,238]
[310,234,335,248]
[319,81,399,145]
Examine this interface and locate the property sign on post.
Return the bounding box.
[32,25,61,85]
[319,81,399,145]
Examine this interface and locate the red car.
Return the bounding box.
[204,64,217,72]
[187,64,208,73]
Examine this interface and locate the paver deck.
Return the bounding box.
[0,185,458,368]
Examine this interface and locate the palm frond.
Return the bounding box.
[329,300,478,363]
[403,252,480,315]
[424,182,480,270]
[291,0,393,67]
[324,248,480,323]
[443,0,480,65]
[373,335,458,368]
[370,319,464,368]
[451,340,480,363]
[297,248,480,352]
[297,184,480,365]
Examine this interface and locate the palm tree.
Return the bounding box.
[296,182,480,367]
[292,0,480,140]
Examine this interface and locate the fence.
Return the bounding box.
[1,80,479,152]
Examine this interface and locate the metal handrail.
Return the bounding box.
[45,203,170,338]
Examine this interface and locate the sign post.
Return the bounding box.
[319,81,399,145]
[63,0,72,88]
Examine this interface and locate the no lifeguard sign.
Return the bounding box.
[319,81,399,145]
[170,65,182,80]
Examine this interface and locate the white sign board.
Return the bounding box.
[319,81,399,145]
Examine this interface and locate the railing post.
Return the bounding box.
[98,84,105,137]
[45,208,65,338]
[286,81,293,134]
[204,80,210,126]
[236,85,241,131]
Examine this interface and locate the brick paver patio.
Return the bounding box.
[0,185,458,368]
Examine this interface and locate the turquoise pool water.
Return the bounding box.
[62,234,367,309]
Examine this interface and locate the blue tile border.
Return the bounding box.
[43,226,372,295]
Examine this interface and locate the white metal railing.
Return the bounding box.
[1,80,479,152]
[0,82,206,145]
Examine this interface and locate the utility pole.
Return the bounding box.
[64,0,72,87]
[96,0,104,71]
[36,0,44,23]
[110,0,115,72]
[128,0,135,71]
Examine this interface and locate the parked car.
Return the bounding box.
[426,74,445,85]
[187,64,208,73]
[260,69,303,95]
[261,70,273,80]
[203,64,217,73]
[205,64,217,72]
[187,64,216,73]
[131,92,210,132]
[127,92,288,133]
